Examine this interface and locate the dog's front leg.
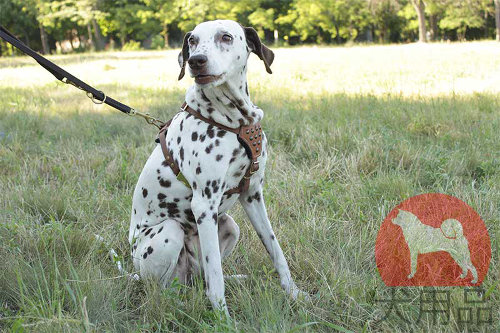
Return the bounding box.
[240,188,309,300]
[191,192,229,316]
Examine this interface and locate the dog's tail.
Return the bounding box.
[440,219,464,239]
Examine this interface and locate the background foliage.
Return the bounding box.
[1,0,500,55]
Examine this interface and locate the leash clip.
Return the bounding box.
[129,108,165,130]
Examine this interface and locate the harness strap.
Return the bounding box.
[158,103,263,195]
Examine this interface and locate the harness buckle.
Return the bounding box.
[249,160,259,175]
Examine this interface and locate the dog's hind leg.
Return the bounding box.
[408,250,418,279]
[132,220,184,287]
[218,213,240,260]
[468,264,478,284]
[239,188,309,301]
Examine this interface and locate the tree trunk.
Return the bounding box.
[87,23,95,50]
[39,23,50,54]
[429,15,438,41]
[411,0,427,42]
[162,24,169,48]
[495,0,500,41]
[91,19,105,51]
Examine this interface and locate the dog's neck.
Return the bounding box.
[184,70,263,128]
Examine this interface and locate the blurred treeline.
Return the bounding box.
[1,0,499,55]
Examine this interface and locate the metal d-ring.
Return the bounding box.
[87,91,106,104]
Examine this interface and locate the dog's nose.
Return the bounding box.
[188,54,208,68]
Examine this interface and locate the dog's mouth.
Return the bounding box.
[194,73,224,85]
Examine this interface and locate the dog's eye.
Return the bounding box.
[221,34,233,43]
[188,37,196,46]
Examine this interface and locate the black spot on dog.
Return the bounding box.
[177,136,181,144]
[143,252,148,259]
[180,147,184,161]
[212,213,217,223]
[184,209,196,222]
[225,115,233,123]
[160,212,166,218]
[147,246,153,254]
[192,132,198,141]
[204,187,212,199]
[233,171,242,177]
[192,181,197,189]
[147,210,152,215]
[180,120,184,131]
[145,228,153,236]
[134,209,136,215]
[158,227,163,233]
[158,193,166,200]
[216,154,223,161]
[150,232,156,239]
[200,134,206,142]
[207,125,215,138]
[196,166,202,174]
[165,238,169,243]
[216,130,226,138]
[205,144,214,154]
[207,107,214,113]
[142,188,148,197]
[201,90,210,102]
[159,178,171,188]
[271,234,275,240]
[174,198,180,202]
[197,212,206,224]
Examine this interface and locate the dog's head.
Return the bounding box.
[391,209,417,227]
[177,20,274,86]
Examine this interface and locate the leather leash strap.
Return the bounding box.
[159,103,263,195]
[0,26,164,129]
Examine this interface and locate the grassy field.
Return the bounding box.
[0,42,499,332]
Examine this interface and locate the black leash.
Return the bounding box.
[0,26,164,129]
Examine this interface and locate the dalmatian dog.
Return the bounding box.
[129,20,307,316]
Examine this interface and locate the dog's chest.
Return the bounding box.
[167,112,253,193]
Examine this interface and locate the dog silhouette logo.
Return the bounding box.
[375,193,491,286]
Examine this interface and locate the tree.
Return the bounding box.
[410,0,427,42]
[369,0,403,43]
[495,0,500,41]
[439,0,486,40]
[141,0,178,48]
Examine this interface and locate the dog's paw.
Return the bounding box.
[290,287,311,302]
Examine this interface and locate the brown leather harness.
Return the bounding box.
[158,102,263,195]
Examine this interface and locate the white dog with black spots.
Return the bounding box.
[129,20,308,316]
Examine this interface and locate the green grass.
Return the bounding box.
[0,43,499,332]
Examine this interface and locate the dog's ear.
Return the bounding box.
[243,27,274,74]
[178,32,192,80]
